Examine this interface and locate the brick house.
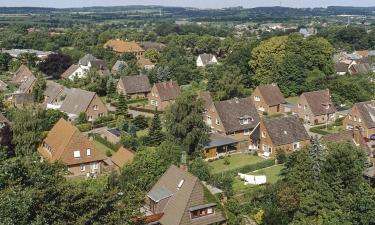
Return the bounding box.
[11,65,34,85]
[293,89,337,125]
[343,100,375,138]
[38,118,107,177]
[259,116,310,157]
[60,88,108,121]
[205,97,260,151]
[148,81,181,111]
[116,75,151,99]
[144,165,225,225]
[17,75,36,94]
[251,84,286,115]
[104,39,145,59]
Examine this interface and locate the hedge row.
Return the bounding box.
[128,106,163,114]
[213,158,276,177]
[89,133,120,151]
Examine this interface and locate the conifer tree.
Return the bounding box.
[116,93,127,116]
[309,136,325,181]
[147,108,164,146]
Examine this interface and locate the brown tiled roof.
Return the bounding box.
[148,165,225,225]
[39,118,106,166]
[61,64,80,79]
[137,57,154,68]
[355,100,375,129]
[104,39,144,53]
[12,65,33,84]
[198,91,213,110]
[257,84,285,106]
[335,62,349,73]
[118,75,151,94]
[302,89,336,116]
[44,81,67,104]
[154,81,181,101]
[140,42,166,52]
[263,116,309,146]
[18,75,36,93]
[111,147,135,168]
[214,97,260,133]
[60,88,96,116]
[355,50,369,57]
[321,130,371,154]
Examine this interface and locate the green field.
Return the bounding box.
[209,154,265,174]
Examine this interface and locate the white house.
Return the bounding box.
[60,54,109,80]
[196,53,219,67]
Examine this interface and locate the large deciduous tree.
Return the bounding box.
[38,53,73,79]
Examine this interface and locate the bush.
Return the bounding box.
[105,150,112,157]
[93,114,115,125]
[121,135,140,150]
[276,149,286,164]
[189,158,210,181]
[132,115,149,130]
[224,157,230,165]
[76,123,92,132]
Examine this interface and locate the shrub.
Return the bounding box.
[224,157,230,165]
[189,158,210,181]
[76,123,92,132]
[105,150,112,157]
[276,149,286,164]
[132,115,149,130]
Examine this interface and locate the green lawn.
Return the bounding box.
[209,154,265,174]
[92,140,115,156]
[232,165,285,195]
[285,96,299,104]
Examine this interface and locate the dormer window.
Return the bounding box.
[87,149,91,156]
[254,96,260,102]
[74,150,81,158]
[190,203,216,219]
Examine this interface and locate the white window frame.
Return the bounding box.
[254,96,260,102]
[215,118,220,125]
[244,129,250,136]
[74,150,81,158]
[293,142,300,150]
[80,164,85,171]
[93,105,98,111]
[261,131,266,138]
[87,149,91,156]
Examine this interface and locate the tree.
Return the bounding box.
[165,92,209,155]
[189,158,210,181]
[147,109,164,146]
[309,136,325,181]
[10,108,45,156]
[38,53,73,79]
[275,149,287,164]
[145,48,159,63]
[106,76,116,97]
[32,75,47,103]
[132,115,148,130]
[77,112,88,124]
[18,52,38,68]
[0,52,12,72]
[116,93,128,116]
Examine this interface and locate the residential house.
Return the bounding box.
[196,54,218,67]
[293,89,337,125]
[335,62,349,75]
[140,41,166,52]
[251,84,286,115]
[104,39,145,59]
[38,118,107,176]
[11,65,34,85]
[203,133,239,158]
[148,81,181,110]
[43,81,68,109]
[111,60,127,74]
[0,114,11,147]
[354,50,370,58]
[17,75,36,94]
[321,129,371,153]
[96,128,122,145]
[348,58,373,74]
[110,146,135,170]
[0,80,8,92]
[12,93,34,108]
[61,54,109,80]
[60,88,108,121]
[206,97,260,150]
[259,116,310,157]
[144,165,225,225]
[137,57,155,70]
[117,75,151,99]
[343,100,375,138]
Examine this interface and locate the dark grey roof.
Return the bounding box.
[198,53,217,65]
[189,203,217,211]
[355,101,375,129]
[14,93,33,106]
[44,81,67,104]
[214,97,260,133]
[60,88,96,115]
[335,62,349,73]
[119,75,151,94]
[61,64,80,79]
[140,42,166,52]
[111,60,127,72]
[90,59,108,71]
[263,116,310,146]
[147,187,173,202]
[18,75,36,93]
[204,133,238,149]
[78,54,98,66]
[108,128,121,137]
[302,89,336,116]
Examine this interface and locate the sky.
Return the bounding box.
[0,0,374,9]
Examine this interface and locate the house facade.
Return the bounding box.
[196,53,218,67]
[148,81,181,110]
[144,165,225,225]
[61,54,109,80]
[293,89,337,125]
[117,75,151,99]
[11,65,34,85]
[343,100,375,138]
[38,118,107,177]
[251,84,285,115]
[259,116,310,157]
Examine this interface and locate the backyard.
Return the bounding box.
[209,154,265,174]
[92,140,116,156]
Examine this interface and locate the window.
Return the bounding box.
[304,115,309,120]
[80,164,85,171]
[98,113,104,117]
[293,142,300,150]
[349,115,352,120]
[93,105,98,111]
[74,150,80,158]
[304,105,307,110]
[244,129,250,135]
[298,104,302,109]
[258,106,265,112]
[87,149,91,156]
[151,100,158,106]
[358,118,361,123]
[254,96,260,102]
[240,118,250,125]
[92,163,98,170]
[263,145,272,153]
[88,116,93,121]
[354,116,357,122]
[191,208,214,219]
[261,131,266,138]
[207,208,213,214]
[215,118,220,125]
